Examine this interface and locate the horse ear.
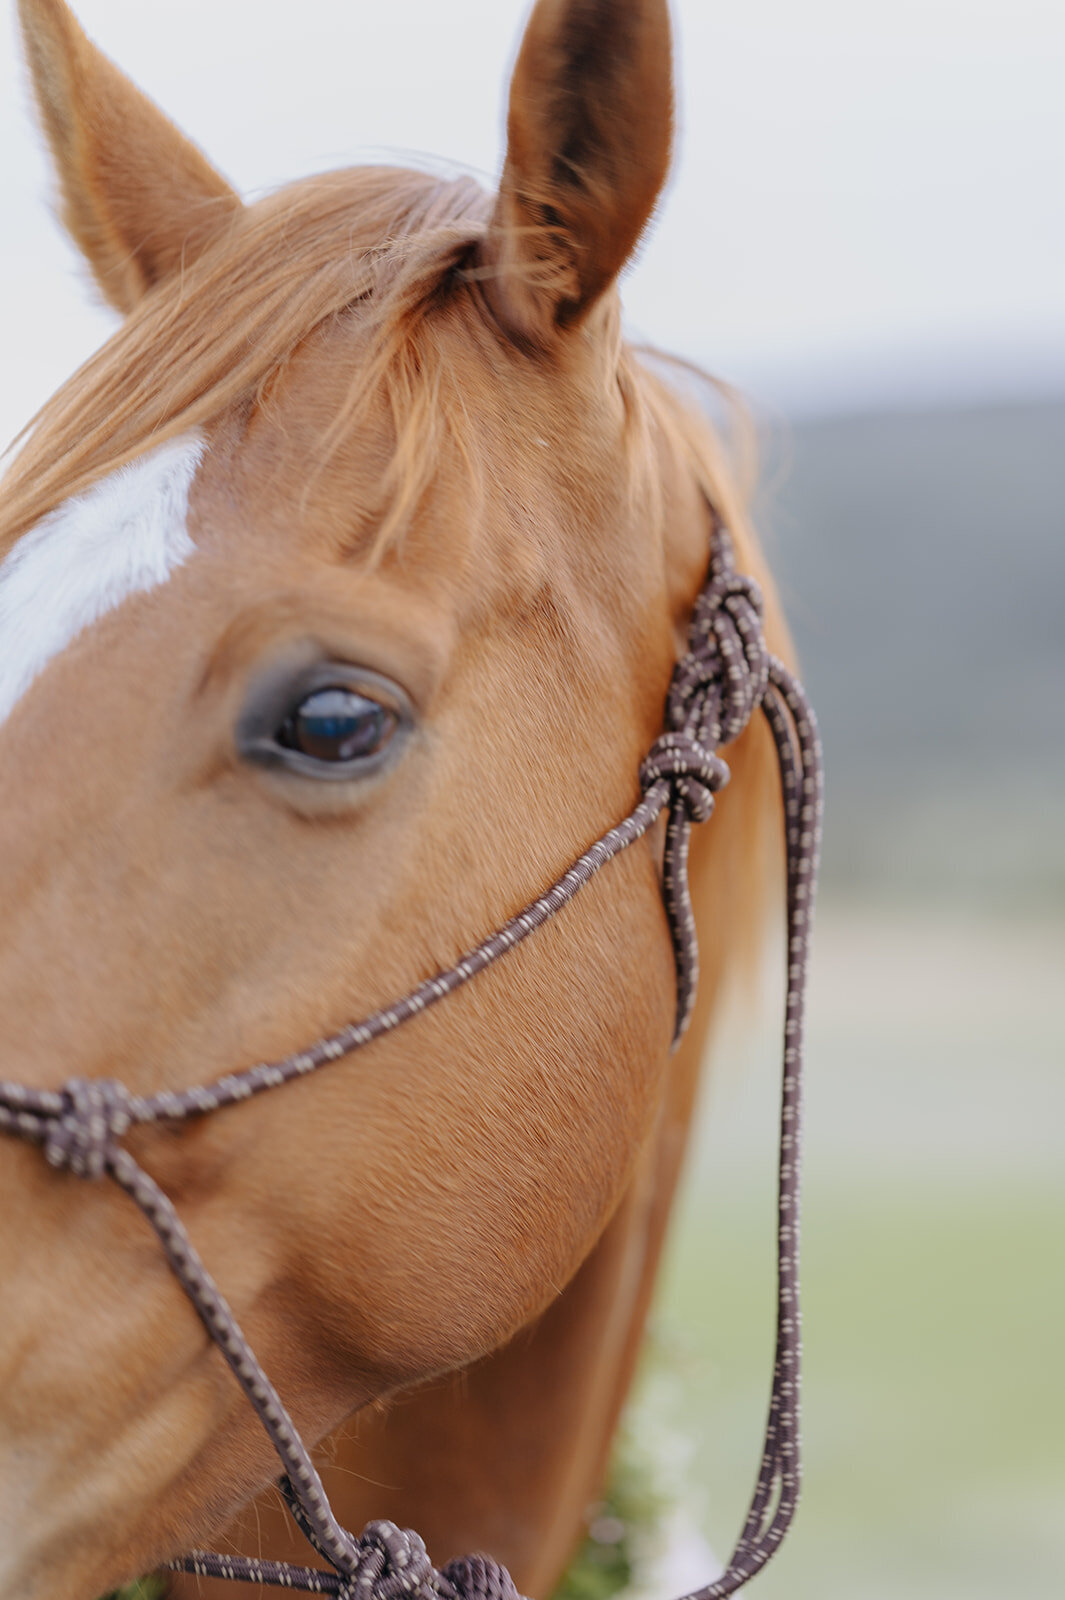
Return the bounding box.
[480,0,673,347]
[17,0,241,314]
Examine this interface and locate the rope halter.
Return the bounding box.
[0,519,822,1600]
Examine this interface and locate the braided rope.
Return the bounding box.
[0,523,821,1600]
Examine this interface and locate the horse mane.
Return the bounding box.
[0,167,492,557]
[3,161,764,565]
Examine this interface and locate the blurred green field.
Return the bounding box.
[631,902,1065,1600]
[654,1185,1064,1599]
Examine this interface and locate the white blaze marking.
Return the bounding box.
[0,432,204,726]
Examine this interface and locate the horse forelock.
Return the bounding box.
[0,159,756,615]
[0,167,493,562]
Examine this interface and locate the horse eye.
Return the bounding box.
[276,688,398,765]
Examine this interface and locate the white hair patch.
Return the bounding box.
[0,432,204,726]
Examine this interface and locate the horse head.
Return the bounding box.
[0,3,784,1596]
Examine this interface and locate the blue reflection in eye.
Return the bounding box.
[278,688,396,764]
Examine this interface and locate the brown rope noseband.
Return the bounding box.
[0,520,822,1600]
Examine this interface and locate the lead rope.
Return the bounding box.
[0,521,821,1600]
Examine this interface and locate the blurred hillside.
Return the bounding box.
[757,400,1065,903]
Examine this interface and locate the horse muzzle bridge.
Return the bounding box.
[0,521,822,1600]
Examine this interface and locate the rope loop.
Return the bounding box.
[43,1078,132,1179]
[639,731,730,823]
[670,567,769,748]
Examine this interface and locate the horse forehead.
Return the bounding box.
[0,433,204,728]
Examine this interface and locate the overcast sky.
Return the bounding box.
[1,0,1062,447]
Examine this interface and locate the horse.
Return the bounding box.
[0,3,793,1597]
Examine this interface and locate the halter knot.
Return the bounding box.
[336,1521,437,1600]
[44,1078,132,1180]
[441,1554,522,1600]
[640,731,730,824]
[669,569,770,748]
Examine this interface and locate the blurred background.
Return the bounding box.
[1,3,1061,1597]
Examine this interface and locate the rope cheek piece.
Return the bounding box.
[0,521,823,1600]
